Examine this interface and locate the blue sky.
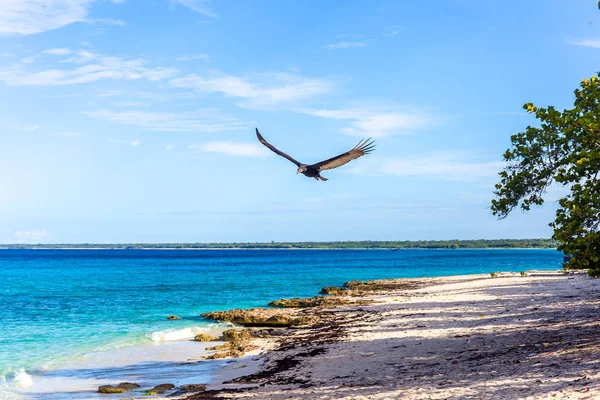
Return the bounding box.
[0,0,598,244]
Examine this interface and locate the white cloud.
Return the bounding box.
[349,152,503,181]
[0,0,94,35]
[170,72,334,109]
[176,53,210,61]
[300,106,432,137]
[129,139,140,146]
[20,55,40,64]
[9,123,40,131]
[0,0,201,36]
[191,141,268,157]
[42,48,73,55]
[166,144,174,151]
[567,39,600,48]
[14,229,48,244]
[0,51,179,86]
[171,0,217,17]
[326,41,367,50]
[86,18,126,26]
[83,109,246,132]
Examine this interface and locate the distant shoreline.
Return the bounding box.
[0,239,559,250]
[0,247,557,251]
[0,247,559,251]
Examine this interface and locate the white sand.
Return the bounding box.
[204,272,600,399]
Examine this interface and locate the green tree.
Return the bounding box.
[491,75,600,274]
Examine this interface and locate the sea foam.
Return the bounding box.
[149,326,208,342]
[14,369,33,388]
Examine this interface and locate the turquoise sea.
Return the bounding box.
[0,248,563,399]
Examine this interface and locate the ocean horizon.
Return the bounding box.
[0,248,563,399]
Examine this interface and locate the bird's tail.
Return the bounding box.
[318,175,328,181]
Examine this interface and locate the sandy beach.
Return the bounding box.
[178,271,600,400]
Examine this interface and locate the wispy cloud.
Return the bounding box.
[300,106,433,137]
[42,48,73,55]
[95,89,196,103]
[20,55,40,64]
[83,109,247,132]
[0,0,205,36]
[349,151,503,180]
[53,132,81,137]
[9,123,40,131]
[59,50,96,63]
[385,25,402,36]
[0,0,93,35]
[170,72,334,109]
[176,53,210,61]
[326,41,368,50]
[85,18,127,26]
[13,229,48,244]
[190,141,268,157]
[567,39,600,48]
[166,144,175,151]
[0,50,178,86]
[171,0,217,18]
[107,137,142,146]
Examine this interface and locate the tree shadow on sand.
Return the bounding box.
[195,276,600,399]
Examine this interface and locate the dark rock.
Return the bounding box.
[268,296,372,308]
[179,384,207,392]
[204,351,230,360]
[98,385,127,394]
[151,383,175,393]
[319,286,351,296]
[206,344,229,351]
[167,315,180,320]
[117,382,140,390]
[249,328,282,338]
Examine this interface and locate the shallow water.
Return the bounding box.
[0,248,562,398]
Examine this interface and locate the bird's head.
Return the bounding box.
[297,166,307,174]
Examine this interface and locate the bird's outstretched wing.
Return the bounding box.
[312,138,375,171]
[256,128,301,167]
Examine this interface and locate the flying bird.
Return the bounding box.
[255,128,375,181]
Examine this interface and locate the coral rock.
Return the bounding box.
[201,308,316,327]
[194,333,220,342]
[318,286,351,296]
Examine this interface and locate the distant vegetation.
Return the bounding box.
[1,239,558,250]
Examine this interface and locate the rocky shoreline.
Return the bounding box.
[184,271,600,400]
[96,271,600,399]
